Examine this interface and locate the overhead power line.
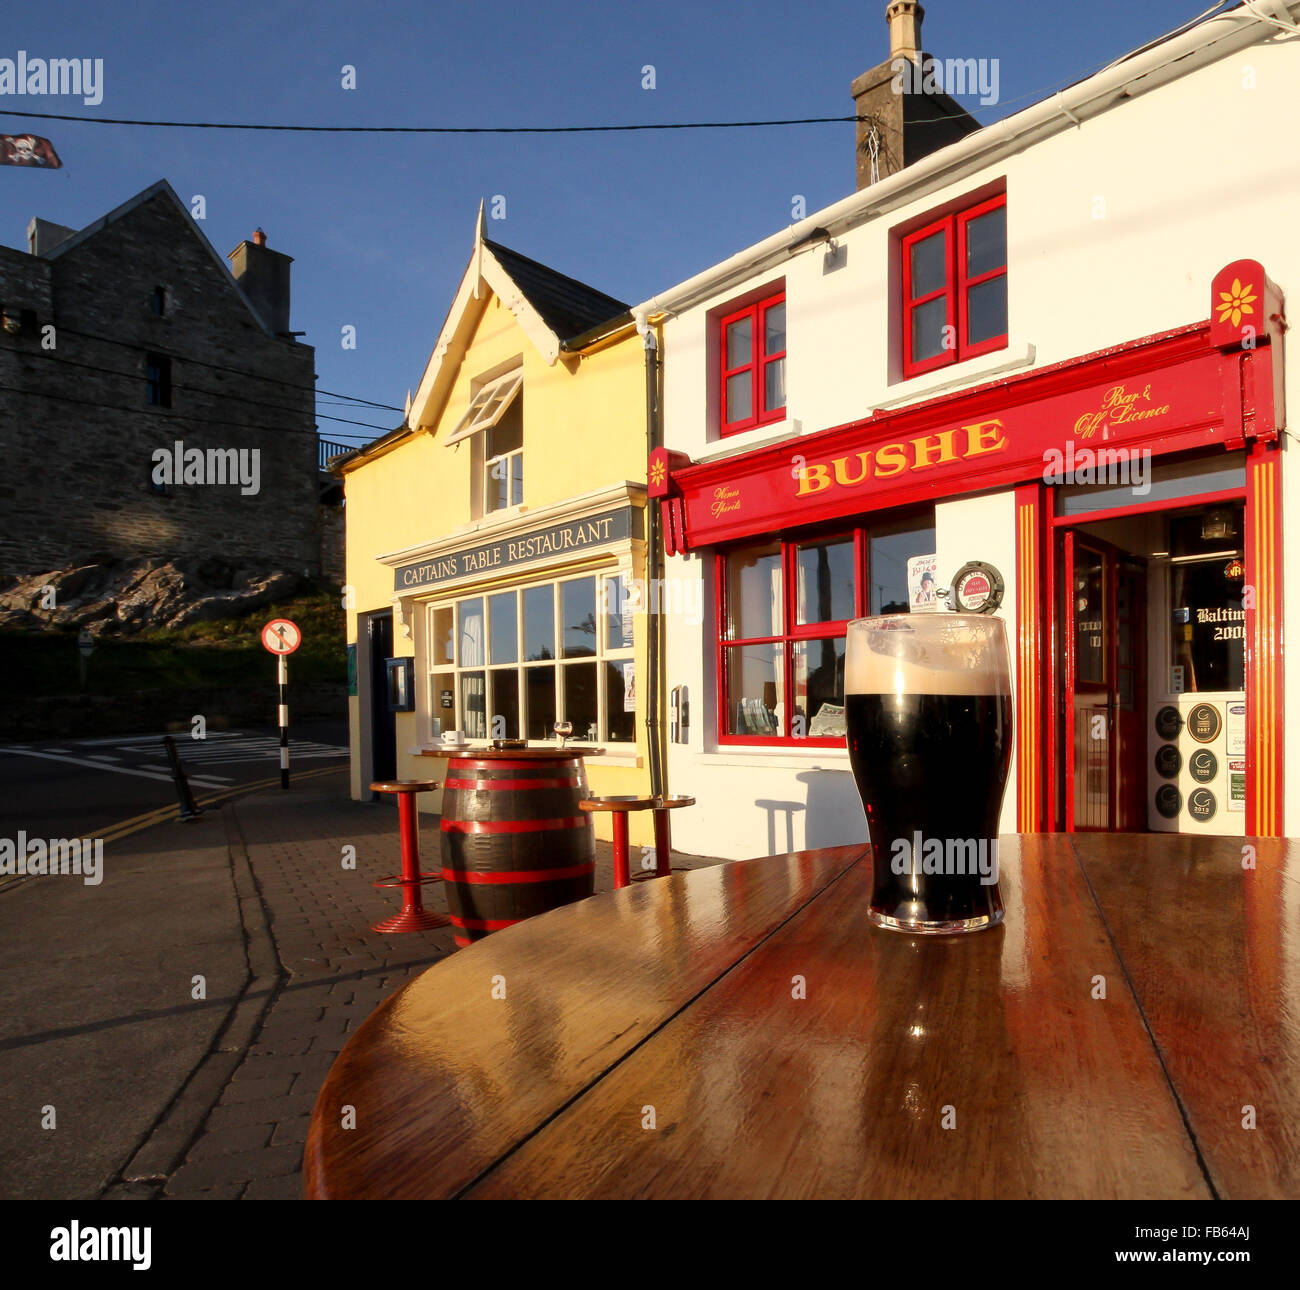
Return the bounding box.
[0,380,389,438]
[50,323,401,420]
[2,109,874,134]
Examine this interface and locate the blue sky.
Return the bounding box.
[0,0,1228,444]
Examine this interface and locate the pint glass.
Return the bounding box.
[845,613,1012,934]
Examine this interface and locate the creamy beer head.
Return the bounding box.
[845,613,1011,696]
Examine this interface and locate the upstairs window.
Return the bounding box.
[484,394,523,513]
[446,368,525,517]
[150,286,167,316]
[901,193,1006,379]
[446,368,522,444]
[145,353,172,407]
[720,290,786,436]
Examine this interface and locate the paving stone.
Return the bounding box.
[202,1099,286,1132]
[219,1073,297,1103]
[242,1171,305,1200]
[184,1122,275,1160]
[270,1115,313,1148]
[167,1144,303,1190]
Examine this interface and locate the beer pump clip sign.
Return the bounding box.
[951,562,1005,614]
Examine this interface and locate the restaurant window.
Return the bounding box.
[719,289,786,436]
[428,571,635,744]
[1167,505,1245,693]
[901,192,1006,379]
[717,514,935,745]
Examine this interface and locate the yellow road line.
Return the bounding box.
[97,764,345,845]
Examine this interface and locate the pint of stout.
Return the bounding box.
[845,613,1012,934]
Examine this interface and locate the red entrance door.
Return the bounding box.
[1062,533,1146,831]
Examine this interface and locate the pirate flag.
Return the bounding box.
[0,134,61,168]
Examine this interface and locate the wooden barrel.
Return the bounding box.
[439,755,595,947]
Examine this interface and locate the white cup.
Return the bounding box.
[441,729,465,746]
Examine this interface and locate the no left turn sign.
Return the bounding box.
[261,618,302,655]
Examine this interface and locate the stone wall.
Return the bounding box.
[0,186,320,583]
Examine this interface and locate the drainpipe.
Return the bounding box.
[641,321,666,800]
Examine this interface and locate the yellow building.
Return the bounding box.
[337,212,657,842]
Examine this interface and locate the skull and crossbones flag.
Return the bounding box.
[0,134,62,167]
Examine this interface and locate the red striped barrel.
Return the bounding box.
[439,755,595,947]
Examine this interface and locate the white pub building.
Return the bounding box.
[640,1,1300,858]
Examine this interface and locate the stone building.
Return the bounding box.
[0,179,325,588]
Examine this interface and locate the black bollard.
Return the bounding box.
[162,735,202,821]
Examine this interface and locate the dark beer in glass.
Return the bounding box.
[845,613,1012,934]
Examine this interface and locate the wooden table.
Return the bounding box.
[303,834,1299,1199]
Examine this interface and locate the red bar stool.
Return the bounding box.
[578,794,696,889]
[369,780,450,933]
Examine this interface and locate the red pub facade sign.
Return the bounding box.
[649,262,1286,838]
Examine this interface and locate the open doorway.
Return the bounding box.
[1058,499,1246,835]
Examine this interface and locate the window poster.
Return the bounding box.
[908,554,940,612]
[1225,702,1246,757]
[623,661,636,712]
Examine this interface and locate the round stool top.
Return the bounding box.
[579,794,658,812]
[370,779,441,794]
[654,795,696,810]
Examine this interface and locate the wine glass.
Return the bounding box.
[553,720,573,748]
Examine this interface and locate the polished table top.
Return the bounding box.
[303,833,1299,1199]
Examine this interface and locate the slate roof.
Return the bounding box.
[485,239,629,342]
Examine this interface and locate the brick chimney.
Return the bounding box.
[228,228,293,335]
[851,1,981,191]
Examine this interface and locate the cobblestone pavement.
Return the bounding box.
[129,770,722,1200]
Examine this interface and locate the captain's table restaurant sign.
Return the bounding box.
[392,506,637,592]
[647,262,1284,549]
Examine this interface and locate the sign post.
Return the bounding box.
[260,618,301,789]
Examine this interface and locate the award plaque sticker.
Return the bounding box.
[1228,760,1246,812]
[1187,703,1222,743]
[1155,784,1182,819]
[950,561,1005,614]
[1154,706,1182,740]
[1188,787,1217,822]
[1154,744,1181,779]
[1188,748,1218,784]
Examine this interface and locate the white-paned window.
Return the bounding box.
[427,571,636,744]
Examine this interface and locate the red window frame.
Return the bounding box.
[715,529,865,748]
[901,192,1007,379]
[719,290,786,436]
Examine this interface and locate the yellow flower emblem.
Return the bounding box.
[649,457,666,486]
[1217,278,1257,327]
